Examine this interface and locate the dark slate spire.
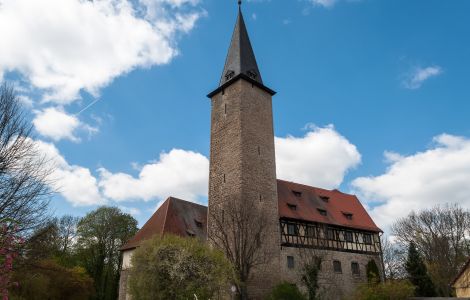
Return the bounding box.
[208,2,275,98]
[219,5,263,86]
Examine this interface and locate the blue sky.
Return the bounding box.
[1,0,469,231]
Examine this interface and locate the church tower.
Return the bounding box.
[207,2,280,298]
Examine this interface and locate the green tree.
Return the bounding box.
[353,280,414,300]
[76,207,138,300]
[11,259,94,300]
[405,242,436,297]
[265,282,306,300]
[366,260,381,284]
[129,235,233,300]
[301,257,322,300]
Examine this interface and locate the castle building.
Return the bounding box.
[119,3,383,300]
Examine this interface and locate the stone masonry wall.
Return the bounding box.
[280,247,383,300]
[208,79,281,299]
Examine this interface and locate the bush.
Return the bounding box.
[353,280,415,300]
[266,282,306,300]
[366,260,381,284]
[129,235,233,300]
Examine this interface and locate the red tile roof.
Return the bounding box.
[121,180,381,251]
[277,180,382,233]
[121,197,207,251]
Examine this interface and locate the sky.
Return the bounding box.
[0,0,469,233]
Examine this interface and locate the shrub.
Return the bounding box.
[366,260,381,284]
[353,280,415,300]
[266,282,306,300]
[129,235,233,300]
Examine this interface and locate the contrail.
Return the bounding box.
[75,98,101,116]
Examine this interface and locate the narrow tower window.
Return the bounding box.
[287,256,295,269]
[223,174,226,183]
[224,103,227,115]
[258,146,260,155]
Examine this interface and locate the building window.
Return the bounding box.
[343,212,353,220]
[333,260,342,273]
[320,196,329,202]
[287,256,295,269]
[223,174,226,183]
[351,262,360,276]
[344,231,353,242]
[224,103,227,114]
[326,228,335,240]
[317,208,327,216]
[287,203,297,211]
[258,146,261,155]
[287,224,298,235]
[194,220,203,228]
[292,190,302,197]
[305,225,316,237]
[363,233,372,245]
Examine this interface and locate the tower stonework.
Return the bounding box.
[207,7,281,299]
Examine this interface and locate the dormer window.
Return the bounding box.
[195,220,203,228]
[320,196,329,202]
[287,203,297,211]
[343,212,353,220]
[317,208,327,216]
[225,70,235,81]
[292,190,302,197]
[247,70,258,79]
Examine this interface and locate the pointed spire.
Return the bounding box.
[219,5,263,86]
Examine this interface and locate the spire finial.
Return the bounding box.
[238,0,242,7]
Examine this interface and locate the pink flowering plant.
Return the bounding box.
[0,219,24,300]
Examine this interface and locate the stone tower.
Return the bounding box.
[207,4,280,298]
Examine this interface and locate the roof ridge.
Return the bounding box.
[161,197,172,234]
[168,196,207,208]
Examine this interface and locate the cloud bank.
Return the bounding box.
[0,0,204,104]
[275,125,361,189]
[352,134,470,230]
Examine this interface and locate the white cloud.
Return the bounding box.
[309,0,337,8]
[34,140,104,206]
[352,134,470,230]
[33,107,97,142]
[403,65,442,89]
[275,125,361,189]
[98,149,209,202]
[68,125,360,204]
[0,0,203,104]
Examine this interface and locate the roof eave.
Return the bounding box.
[207,74,276,98]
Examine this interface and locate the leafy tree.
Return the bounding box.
[129,235,233,300]
[0,221,24,300]
[10,259,94,300]
[405,242,436,297]
[76,207,138,300]
[300,257,321,300]
[392,204,470,295]
[353,280,414,300]
[366,260,381,284]
[0,83,52,233]
[265,282,306,300]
